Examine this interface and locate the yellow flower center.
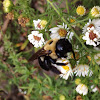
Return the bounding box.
[91,8,99,16]
[75,78,81,85]
[40,20,47,28]
[62,66,69,72]
[76,6,86,16]
[70,18,75,23]
[58,28,67,37]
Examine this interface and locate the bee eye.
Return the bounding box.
[49,41,53,45]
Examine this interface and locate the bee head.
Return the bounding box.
[44,38,59,59]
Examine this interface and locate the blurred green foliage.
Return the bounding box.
[0,0,100,100]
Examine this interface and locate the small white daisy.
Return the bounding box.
[91,6,100,17]
[94,53,100,65]
[33,19,47,30]
[49,23,74,40]
[3,0,12,8]
[53,58,73,80]
[82,19,100,33]
[76,84,88,95]
[28,31,45,48]
[19,88,27,94]
[82,28,100,46]
[91,85,98,92]
[73,64,93,77]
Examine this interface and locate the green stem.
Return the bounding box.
[69,17,89,25]
[47,0,60,16]
[66,0,69,14]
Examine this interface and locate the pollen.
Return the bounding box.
[58,28,67,37]
[62,66,69,72]
[89,31,97,40]
[76,5,86,16]
[33,35,41,41]
[75,78,81,85]
[40,20,47,28]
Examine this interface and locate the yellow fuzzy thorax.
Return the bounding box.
[44,39,59,59]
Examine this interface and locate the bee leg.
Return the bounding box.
[55,63,66,66]
[49,56,66,66]
[38,57,50,71]
[51,65,61,74]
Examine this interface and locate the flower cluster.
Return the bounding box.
[28,19,74,48]
[76,5,100,46]
[76,5,100,17]
[27,4,100,97]
[82,19,100,46]
[28,19,47,48]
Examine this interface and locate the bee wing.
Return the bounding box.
[29,47,50,61]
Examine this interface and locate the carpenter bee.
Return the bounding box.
[32,38,75,74]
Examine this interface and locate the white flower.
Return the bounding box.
[91,6,100,17]
[33,19,47,30]
[28,31,45,48]
[82,19,100,33]
[91,85,98,92]
[3,0,12,8]
[19,88,27,94]
[49,23,74,40]
[73,64,93,77]
[53,58,73,80]
[94,53,100,65]
[76,84,88,95]
[82,28,100,46]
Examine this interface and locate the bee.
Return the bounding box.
[32,38,75,74]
